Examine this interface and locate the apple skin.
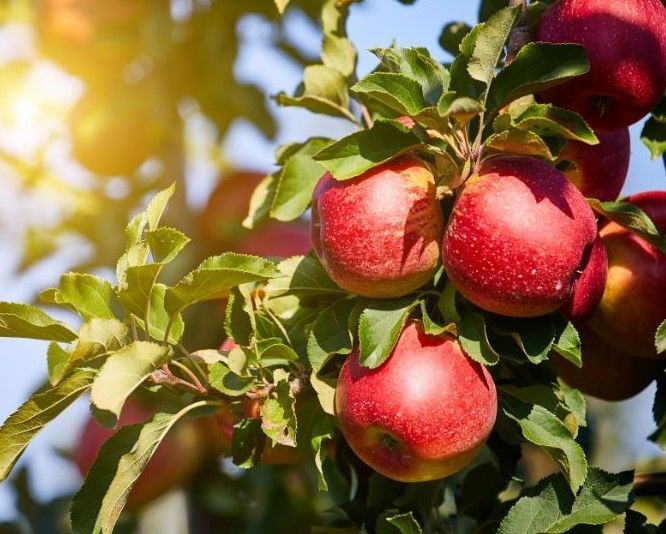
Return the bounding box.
[200,171,311,258]
[559,129,630,202]
[442,156,597,317]
[560,237,608,321]
[74,400,204,510]
[335,322,497,483]
[536,0,666,132]
[554,322,664,401]
[589,191,666,359]
[311,156,443,298]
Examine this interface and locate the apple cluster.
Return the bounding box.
[310,0,666,482]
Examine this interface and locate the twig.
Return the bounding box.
[633,472,666,496]
[360,104,374,129]
[171,359,207,394]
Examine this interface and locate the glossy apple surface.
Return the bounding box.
[559,129,630,201]
[311,156,443,298]
[443,156,597,317]
[537,0,666,131]
[589,191,666,358]
[561,237,608,321]
[335,322,497,482]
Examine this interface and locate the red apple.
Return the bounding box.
[560,237,608,321]
[536,0,666,131]
[311,156,443,298]
[558,129,630,201]
[589,191,666,358]
[442,156,597,317]
[554,322,664,401]
[200,171,311,258]
[335,322,497,482]
[74,399,204,509]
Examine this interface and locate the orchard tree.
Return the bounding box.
[0,0,666,532]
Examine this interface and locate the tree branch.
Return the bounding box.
[634,472,666,496]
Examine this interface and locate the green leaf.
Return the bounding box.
[552,318,582,367]
[450,24,484,99]
[310,373,337,415]
[243,174,277,229]
[165,253,279,316]
[485,128,554,160]
[488,43,590,110]
[117,263,161,323]
[498,468,633,534]
[457,312,499,366]
[70,402,209,534]
[115,242,149,290]
[39,273,115,321]
[439,22,472,56]
[311,417,336,490]
[224,285,255,347]
[352,72,428,116]
[144,227,190,264]
[358,297,418,368]
[208,362,254,397]
[139,283,185,344]
[512,104,598,145]
[266,254,344,298]
[261,372,297,446]
[501,396,587,492]
[274,0,290,14]
[0,302,77,342]
[641,116,666,159]
[371,46,450,106]
[321,0,356,78]
[649,372,666,448]
[588,199,666,255]
[313,119,422,180]
[437,94,484,123]
[657,319,666,354]
[275,65,357,122]
[90,342,170,426]
[0,369,95,481]
[307,299,355,374]
[231,418,264,469]
[467,7,520,89]
[270,138,331,221]
[378,512,422,534]
[146,183,175,231]
[47,342,71,385]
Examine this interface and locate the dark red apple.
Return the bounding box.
[335,322,497,482]
[311,156,443,298]
[442,156,597,317]
[559,129,630,201]
[561,237,608,321]
[74,399,204,509]
[536,0,666,131]
[589,191,666,358]
[554,322,664,401]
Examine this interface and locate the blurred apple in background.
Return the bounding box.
[73,398,205,510]
[200,170,311,258]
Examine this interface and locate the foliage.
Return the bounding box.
[0,0,665,532]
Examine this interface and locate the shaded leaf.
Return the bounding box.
[266,254,344,298]
[307,299,355,373]
[208,362,254,397]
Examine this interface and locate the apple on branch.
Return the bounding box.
[335,322,497,483]
[311,156,444,298]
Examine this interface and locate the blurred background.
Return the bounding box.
[0,0,664,531]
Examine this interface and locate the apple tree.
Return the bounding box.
[1,0,666,532]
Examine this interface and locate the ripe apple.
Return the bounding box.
[335,322,497,482]
[442,156,597,317]
[69,85,170,177]
[536,0,666,131]
[558,129,630,202]
[311,156,443,298]
[554,322,664,401]
[200,171,311,258]
[74,399,204,509]
[589,191,666,358]
[560,237,608,321]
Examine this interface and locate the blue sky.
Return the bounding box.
[0,0,663,520]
